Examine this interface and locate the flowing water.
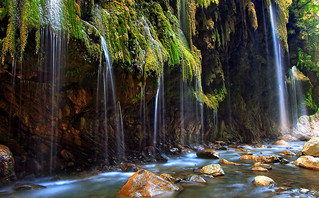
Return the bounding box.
[1,141,319,198]
[269,3,289,130]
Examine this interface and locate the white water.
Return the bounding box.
[269,3,289,130]
[48,0,62,30]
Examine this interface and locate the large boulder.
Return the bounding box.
[293,156,319,170]
[254,176,275,186]
[302,137,319,157]
[0,145,16,185]
[200,164,224,176]
[118,169,180,197]
[196,149,220,159]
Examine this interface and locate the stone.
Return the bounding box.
[187,175,206,183]
[0,145,16,184]
[273,140,288,146]
[200,164,224,176]
[251,167,268,172]
[252,162,272,170]
[280,158,289,164]
[241,152,253,155]
[279,151,296,156]
[254,176,275,186]
[277,135,298,142]
[13,183,46,191]
[235,148,247,152]
[118,169,180,197]
[160,173,176,184]
[196,149,220,159]
[120,163,141,172]
[219,158,242,166]
[302,137,319,157]
[240,154,280,163]
[300,188,310,194]
[293,156,319,170]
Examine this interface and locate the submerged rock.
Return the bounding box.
[13,183,46,191]
[251,167,268,172]
[302,137,319,157]
[196,149,220,159]
[0,145,16,185]
[200,164,224,176]
[118,169,180,197]
[219,158,242,166]
[254,176,275,186]
[293,156,319,170]
[273,140,289,146]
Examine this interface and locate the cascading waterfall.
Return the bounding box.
[141,16,165,154]
[99,36,125,160]
[289,66,308,128]
[269,3,289,130]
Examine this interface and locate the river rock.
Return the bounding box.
[160,173,176,183]
[120,163,141,172]
[293,156,319,170]
[240,154,280,163]
[302,137,319,157]
[252,162,272,170]
[251,167,268,172]
[196,149,220,159]
[0,145,16,184]
[200,164,224,176]
[219,158,242,166]
[13,183,46,191]
[187,175,206,183]
[118,169,180,197]
[273,140,288,146]
[254,176,275,186]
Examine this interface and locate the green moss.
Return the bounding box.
[247,2,258,31]
[198,0,219,8]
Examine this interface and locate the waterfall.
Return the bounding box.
[269,3,289,130]
[99,36,125,160]
[289,66,308,128]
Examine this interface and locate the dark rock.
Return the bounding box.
[119,163,141,172]
[196,149,220,159]
[0,145,16,185]
[280,158,290,164]
[13,183,46,191]
[118,169,180,197]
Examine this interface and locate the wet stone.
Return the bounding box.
[187,175,206,183]
[200,164,224,176]
[254,176,275,186]
[196,149,220,159]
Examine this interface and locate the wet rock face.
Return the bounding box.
[302,137,319,157]
[118,169,180,197]
[0,145,16,185]
[293,156,319,170]
[196,149,220,159]
[200,164,224,176]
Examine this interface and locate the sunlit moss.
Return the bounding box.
[247,2,258,31]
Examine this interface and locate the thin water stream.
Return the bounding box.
[1,141,318,198]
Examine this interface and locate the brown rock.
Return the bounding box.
[196,149,220,159]
[118,169,180,197]
[120,163,141,172]
[273,140,289,146]
[60,149,75,161]
[235,148,247,152]
[254,176,275,186]
[252,162,272,170]
[240,155,280,163]
[293,156,319,170]
[0,145,16,184]
[279,151,296,156]
[219,158,242,166]
[241,152,253,155]
[302,137,319,157]
[200,164,224,176]
[251,167,268,172]
[160,173,176,183]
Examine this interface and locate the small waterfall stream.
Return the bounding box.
[269,3,289,130]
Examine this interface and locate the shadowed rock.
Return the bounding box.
[0,145,16,185]
[196,149,220,159]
